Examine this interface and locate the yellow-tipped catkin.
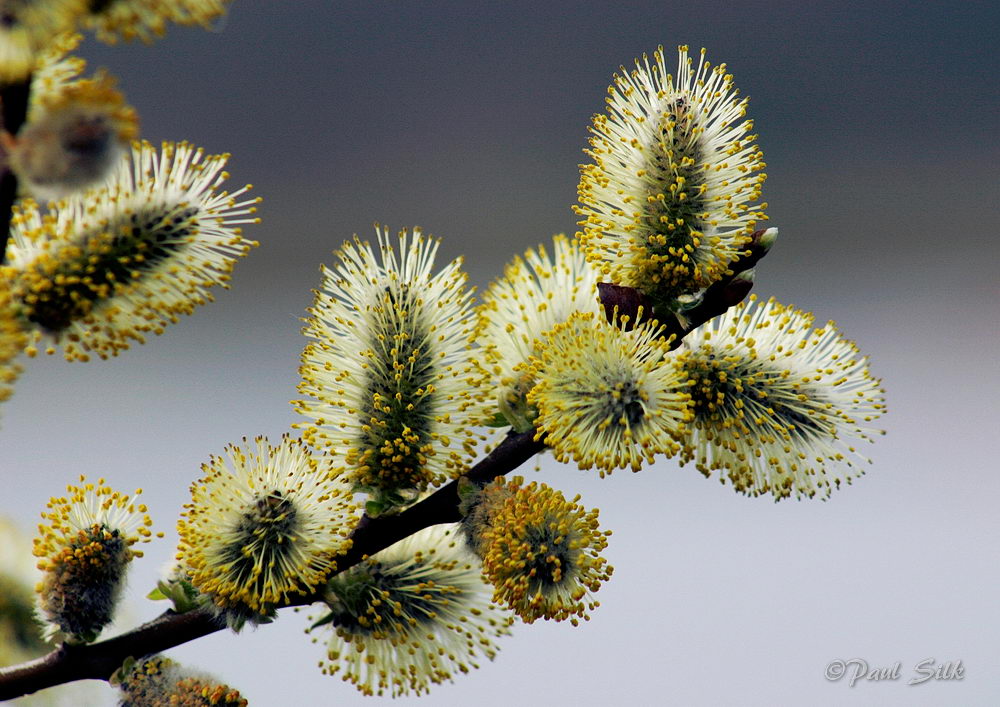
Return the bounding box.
[527,311,691,475]
[310,524,511,698]
[0,0,87,83]
[676,295,886,500]
[474,234,602,430]
[0,281,28,416]
[4,140,260,362]
[295,227,486,512]
[577,45,767,308]
[176,435,360,622]
[466,476,613,625]
[84,0,232,45]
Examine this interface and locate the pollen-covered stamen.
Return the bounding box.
[352,284,439,490]
[17,203,199,332]
[213,491,300,598]
[323,561,464,635]
[83,0,232,45]
[686,355,834,444]
[641,97,710,273]
[474,235,603,430]
[0,282,27,410]
[518,523,573,589]
[115,655,248,707]
[37,524,129,641]
[0,0,86,83]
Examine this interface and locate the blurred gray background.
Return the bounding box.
[3,1,999,705]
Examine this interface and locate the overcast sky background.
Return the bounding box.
[3,1,999,705]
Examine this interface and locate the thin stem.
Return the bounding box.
[0,75,32,264]
[0,430,545,700]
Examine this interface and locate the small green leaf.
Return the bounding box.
[456,476,482,517]
[483,412,510,428]
[109,656,137,686]
[309,612,336,631]
[74,628,99,644]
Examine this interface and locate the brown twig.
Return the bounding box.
[668,227,776,338]
[0,75,31,264]
[597,227,777,348]
[0,611,224,699]
[0,429,545,700]
[0,226,776,698]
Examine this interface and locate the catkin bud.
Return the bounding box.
[115,655,248,707]
[5,73,137,201]
[33,477,157,643]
